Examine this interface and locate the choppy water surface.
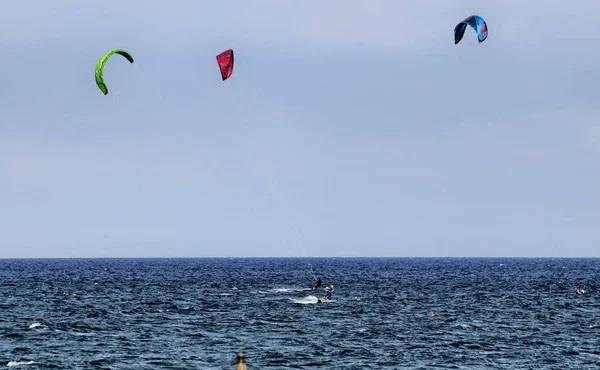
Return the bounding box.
[1,258,599,369]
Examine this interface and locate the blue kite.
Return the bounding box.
[454,15,488,44]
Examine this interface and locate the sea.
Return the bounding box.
[0,258,598,369]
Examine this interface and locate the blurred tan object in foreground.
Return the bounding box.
[236,352,247,370]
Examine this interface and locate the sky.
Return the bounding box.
[1,1,599,258]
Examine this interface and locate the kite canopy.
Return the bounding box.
[95,49,134,95]
[216,49,234,81]
[454,15,488,44]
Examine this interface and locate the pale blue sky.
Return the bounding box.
[1,1,599,258]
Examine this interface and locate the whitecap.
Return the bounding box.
[7,361,35,367]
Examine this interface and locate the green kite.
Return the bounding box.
[95,49,134,95]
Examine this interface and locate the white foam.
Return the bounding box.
[290,296,319,304]
[7,361,35,367]
[28,323,42,329]
[260,287,312,294]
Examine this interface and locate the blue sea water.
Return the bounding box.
[0,258,599,369]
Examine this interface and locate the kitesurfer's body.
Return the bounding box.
[321,285,335,302]
[313,277,322,290]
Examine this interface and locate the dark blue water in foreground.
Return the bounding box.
[1,258,599,369]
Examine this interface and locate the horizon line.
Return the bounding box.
[0,256,598,260]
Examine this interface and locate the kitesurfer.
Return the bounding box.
[313,277,322,290]
[322,284,335,302]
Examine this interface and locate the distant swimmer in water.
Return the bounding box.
[576,289,585,295]
[313,277,322,290]
[321,284,335,302]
